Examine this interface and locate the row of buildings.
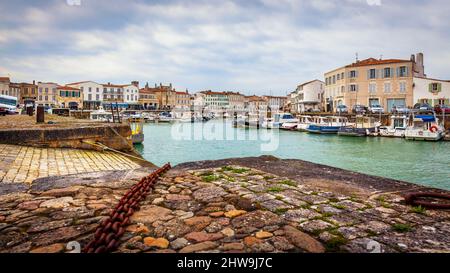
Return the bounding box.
[0,77,287,111]
[289,52,450,113]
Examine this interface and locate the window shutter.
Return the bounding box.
[396,68,400,77]
[355,71,359,78]
[405,67,409,77]
[390,68,394,78]
[356,84,359,92]
[438,83,442,93]
[429,83,433,92]
[367,70,370,80]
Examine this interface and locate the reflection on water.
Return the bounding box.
[136,120,450,190]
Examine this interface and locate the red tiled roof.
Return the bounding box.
[0,77,10,82]
[200,91,227,95]
[346,58,411,68]
[57,85,80,91]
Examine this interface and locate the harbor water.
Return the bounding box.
[135,120,450,190]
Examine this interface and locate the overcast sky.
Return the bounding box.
[0,0,449,95]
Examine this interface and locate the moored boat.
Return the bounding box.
[405,111,444,141]
[296,115,313,132]
[338,116,381,137]
[379,115,408,138]
[307,116,348,134]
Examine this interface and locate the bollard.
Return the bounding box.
[26,106,33,116]
[36,105,45,123]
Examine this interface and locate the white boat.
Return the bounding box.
[236,113,261,128]
[296,115,314,132]
[157,112,176,123]
[90,109,113,122]
[178,112,203,123]
[141,112,156,123]
[379,115,408,138]
[278,113,299,130]
[405,112,444,141]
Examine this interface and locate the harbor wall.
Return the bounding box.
[0,123,135,153]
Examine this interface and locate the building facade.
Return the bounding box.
[123,81,140,109]
[19,81,38,105]
[0,77,10,96]
[139,87,159,110]
[175,91,191,109]
[245,95,268,112]
[37,82,58,107]
[262,96,288,111]
[324,53,426,112]
[195,91,229,110]
[225,92,245,111]
[292,80,324,113]
[413,77,450,106]
[67,81,103,110]
[56,86,82,109]
[8,83,20,100]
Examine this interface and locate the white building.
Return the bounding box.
[413,77,450,106]
[292,80,324,113]
[67,81,103,109]
[37,82,58,107]
[194,91,229,110]
[123,82,140,105]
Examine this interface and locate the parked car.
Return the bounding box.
[0,107,6,116]
[335,105,348,114]
[369,104,384,114]
[391,105,410,114]
[434,104,450,114]
[352,105,368,114]
[413,103,433,111]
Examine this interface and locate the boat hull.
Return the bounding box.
[131,133,144,144]
[306,124,341,134]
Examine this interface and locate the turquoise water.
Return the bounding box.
[135,120,450,190]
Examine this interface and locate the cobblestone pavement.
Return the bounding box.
[0,165,448,253]
[0,144,141,185]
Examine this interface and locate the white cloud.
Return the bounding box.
[0,0,449,94]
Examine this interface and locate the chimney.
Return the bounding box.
[131,81,139,88]
[414,52,425,77]
[410,54,415,62]
[33,80,35,85]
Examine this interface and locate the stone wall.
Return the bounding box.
[0,123,134,153]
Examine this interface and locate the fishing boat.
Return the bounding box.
[338,116,381,137]
[307,116,348,134]
[405,111,444,141]
[179,112,203,123]
[379,115,408,138]
[296,115,314,132]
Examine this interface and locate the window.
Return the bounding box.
[45,88,48,93]
[88,94,92,100]
[400,82,407,93]
[384,68,391,78]
[384,83,391,93]
[369,83,377,93]
[349,84,358,92]
[39,87,43,93]
[45,96,48,101]
[399,66,407,77]
[96,88,99,92]
[39,96,42,100]
[341,72,344,79]
[332,75,336,84]
[369,69,376,79]
[350,70,357,78]
[438,99,445,105]
[337,74,340,80]
[431,83,439,92]
[89,87,92,92]
[96,94,99,100]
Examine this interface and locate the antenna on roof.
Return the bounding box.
[355,52,359,62]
